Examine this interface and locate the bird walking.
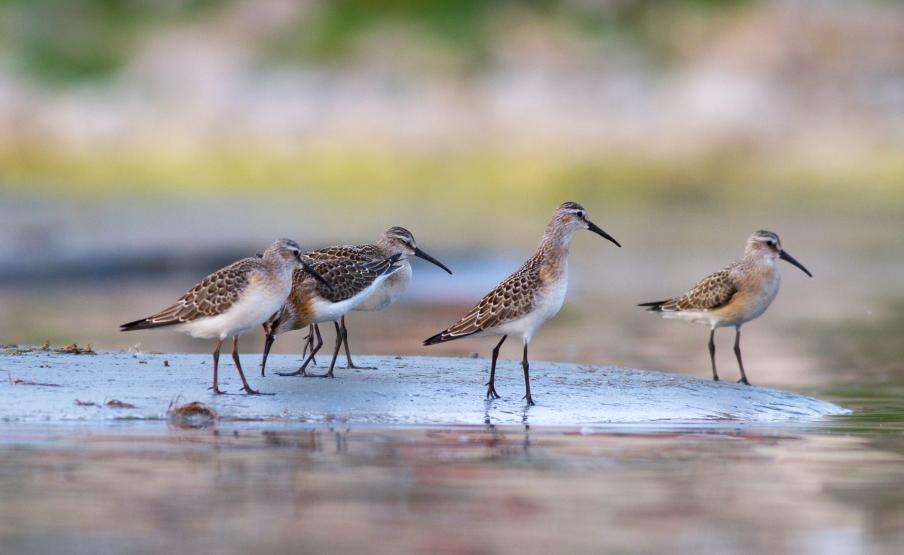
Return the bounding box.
[423,202,620,405]
[299,226,452,369]
[639,230,812,385]
[261,253,405,378]
[120,239,328,394]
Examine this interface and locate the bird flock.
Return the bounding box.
[121,202,811,404]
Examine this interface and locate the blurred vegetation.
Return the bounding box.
[0,0,753,83]
[0,0,222,84]
[3,141,902,215]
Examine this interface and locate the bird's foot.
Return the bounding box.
[276,369,307,377]
[737,378,751,386]
[243,387,274,396]
[346,363,377,370]
[485,386,500,400]
[523,395,535,406]
[304,371,335,379]
[712,376,720,382]
[209,386,226,395]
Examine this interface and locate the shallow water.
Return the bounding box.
[0,387,901,555]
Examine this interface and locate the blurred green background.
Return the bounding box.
[1,0,902,387]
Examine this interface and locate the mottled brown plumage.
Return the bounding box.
[640,230,812,385]
[268,254,401,336]
[641,268,737,312]
[259,253,403,378]
[126,258,259,328]
[120,238,308,395]
[423,202,620,405]
[424,249,549,342]
[285,226,451,371]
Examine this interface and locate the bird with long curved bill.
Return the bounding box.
[423,202,620,406]
[120,239,330,395]
[261,253,406,379]
[639,230,812,385]
[291,226,452,372]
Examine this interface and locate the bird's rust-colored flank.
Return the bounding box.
[260,252,403,378]
[278,226,452,373]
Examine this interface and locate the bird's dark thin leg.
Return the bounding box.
[233,336,271,395]
[304,324,320,366]
[486,335,507,400]
[709,329,719,381]
[734,328,751,385]
[305,322,343,378]
[211,339,224,394]
[522,342,534,406]
[341,315,376,370]
[311,324,323,366]
[277,327,324,377]
[261,333,275,377]
[301,328,312,363]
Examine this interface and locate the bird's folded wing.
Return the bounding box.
[662,269,737,312]
[144,259,256,324]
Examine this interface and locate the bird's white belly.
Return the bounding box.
[311,272,393,322]
[742,273,781,323]
[176,286,287,340]
[494,274,568,342]
[354,262,411,312]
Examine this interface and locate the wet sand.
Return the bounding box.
[1,352,847,424]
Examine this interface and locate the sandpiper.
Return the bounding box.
[260,253,404,378]
[298,226,452,369]
[423,202,620,405]
[120,239,329,394]
[639,230,812,385]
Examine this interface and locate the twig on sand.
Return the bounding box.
[6,371,61,387]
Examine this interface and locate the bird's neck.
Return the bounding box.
[536,227,574,274]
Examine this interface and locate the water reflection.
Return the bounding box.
[1,413,902,555]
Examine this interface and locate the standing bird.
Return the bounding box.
[260,253,405,378]
[423,202,620,405]
[299,227,453,369]
[639,230,812,385]
[120,239,329,394]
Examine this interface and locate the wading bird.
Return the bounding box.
[261,254,404,378]
[120,239,329,394]
[639,230,812,385]
[423,202,620,405]
[298,227,452,370]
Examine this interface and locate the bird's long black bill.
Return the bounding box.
[586,220,621,247]
[413,247,453,274]
[301,260,333,289]
[779,249,812,277]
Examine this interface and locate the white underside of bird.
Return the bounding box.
[310,268,401,323]
[354,260,412,312]
[175,283,290,340]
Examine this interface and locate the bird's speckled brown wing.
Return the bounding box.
[305,245,382,265]
[121,258,259,329]
[642,268,737,313]
[295,254,397,303]
[425,254,542,343]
